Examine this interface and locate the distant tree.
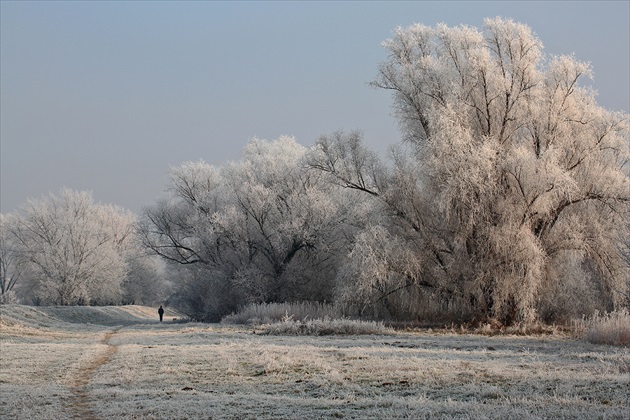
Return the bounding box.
[6,189,136,305]
[120,247,168,306]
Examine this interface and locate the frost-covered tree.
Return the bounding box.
[313,19,629,324]
[120,246,168,306]
[0,214,27,303]
[311,131,466,321]
[368,18,630,324]
[140,137,353,321]
[6,189,136,305]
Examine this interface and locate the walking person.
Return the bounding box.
[158,305,164,322]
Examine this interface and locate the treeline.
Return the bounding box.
[2,18,629,325]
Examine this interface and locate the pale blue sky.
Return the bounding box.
[2,1,628,213]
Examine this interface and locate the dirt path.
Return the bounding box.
[66,327,121,419]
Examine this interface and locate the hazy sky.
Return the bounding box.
[2,1,628,214]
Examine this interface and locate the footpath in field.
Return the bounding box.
[0,305,171,419]
[65,326,122,419]
[1,305,628,419]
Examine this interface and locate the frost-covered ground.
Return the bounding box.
[0,305,628,419]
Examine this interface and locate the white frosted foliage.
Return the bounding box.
[369,17,629,323]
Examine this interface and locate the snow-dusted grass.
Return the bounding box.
[574,309,630,347]
[221,301,339,325]
[221,302,391,335]
[1,305,628,419]
[261,317,393,336]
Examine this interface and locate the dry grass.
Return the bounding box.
[574,309,630,347]
[261,317,393,336]
[221,301,338,325]
[221,302,391,335]
[1,305,629,419]
[467,321,570,337]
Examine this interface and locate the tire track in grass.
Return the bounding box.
[67,327,121,420]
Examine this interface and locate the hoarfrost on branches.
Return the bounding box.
[140,137,354,321]
[356,17,629,324]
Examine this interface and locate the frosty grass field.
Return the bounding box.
[0,305,628,419]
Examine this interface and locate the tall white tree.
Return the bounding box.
[370,18,629,323]
[7,189,136,305]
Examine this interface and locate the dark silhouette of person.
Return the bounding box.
[158,305,165,322]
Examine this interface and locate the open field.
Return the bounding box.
[0,305,628,419]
